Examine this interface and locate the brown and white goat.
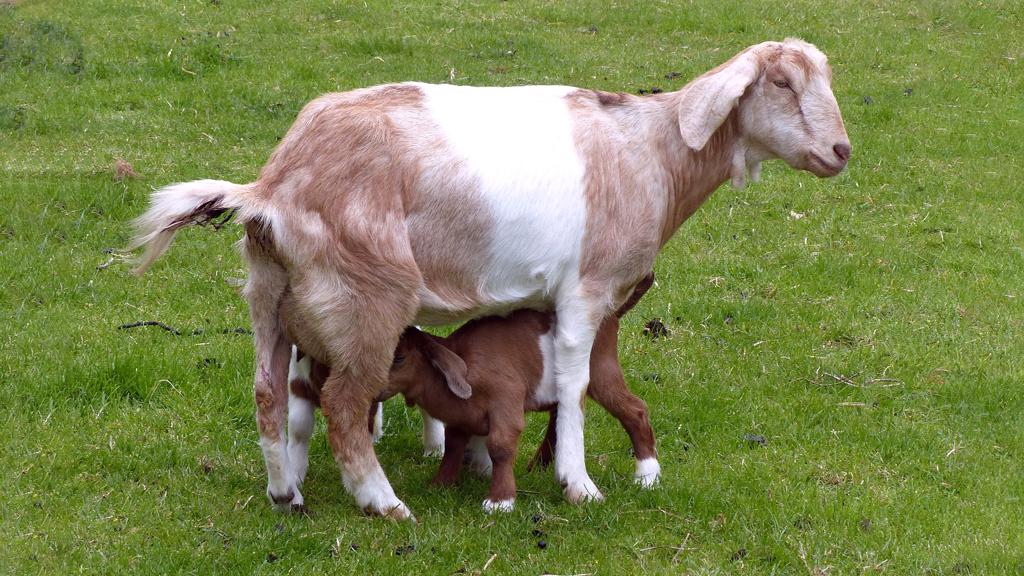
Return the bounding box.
[131,38,849,519]
[287,275,657,512]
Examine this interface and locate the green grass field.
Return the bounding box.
[3,1,1023,573]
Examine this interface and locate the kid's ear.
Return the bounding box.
[422,337,472,400]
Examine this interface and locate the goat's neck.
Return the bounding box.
[663,113,745,244]
[403,374,454,422]
[628,95,750,245]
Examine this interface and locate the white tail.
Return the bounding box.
[129,179,255,274]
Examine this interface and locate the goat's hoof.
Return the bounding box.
[562,479,604,504]
[363,500,415,522]
[268,486,296,507]
[482,498,515,513]
[633,458,661,489]
[268,483,305,512]
[270,489,294,506]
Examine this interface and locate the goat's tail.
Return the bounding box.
[128,179,259,275]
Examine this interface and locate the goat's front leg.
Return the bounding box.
[483,412,525,513]
[553,294,604,503]
[589,315,660,487]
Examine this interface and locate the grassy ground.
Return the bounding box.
[3,0,1023,573]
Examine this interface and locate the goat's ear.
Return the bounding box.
[678,48,763,151]
[423,337,472,400]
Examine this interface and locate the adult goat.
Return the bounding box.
[131,38,850,519]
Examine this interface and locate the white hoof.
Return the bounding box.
[364,498,415,521]
[634,458,661,489]
[563,476,604,504]
[482,498,515,513]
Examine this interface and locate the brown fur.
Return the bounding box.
[383,275,656,504]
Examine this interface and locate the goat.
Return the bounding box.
[286,275,658,512]
[130,38,850,519]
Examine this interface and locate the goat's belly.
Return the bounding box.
[413,283,551,326]
[413,238,585,326]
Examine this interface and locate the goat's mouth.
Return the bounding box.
[808,152,846,177]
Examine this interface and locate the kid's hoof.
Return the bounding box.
[482,498,515,513]
[633,458,661,489]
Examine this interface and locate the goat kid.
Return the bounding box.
[288,275,658,512]
[131,39,849,519]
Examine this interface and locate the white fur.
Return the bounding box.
[418,85,599,502]
[482,498,515,513]
[341,461,413,520]
[466,435,493,477]
[532,328,558,406]
[416,83,588,317]
[372,402,384,443]
[261,436,303,509]
[420,407,445,457]
[634,457,661,488]
[286,351,316,487]
[552,288,605,503]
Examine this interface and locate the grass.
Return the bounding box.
[2,0,1023,573]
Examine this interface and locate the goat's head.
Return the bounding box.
[678,38,850,183]
[380,327,472,403]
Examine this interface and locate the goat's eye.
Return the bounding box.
[772,79,791,89]
[392,354,406,367]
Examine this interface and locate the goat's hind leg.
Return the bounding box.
[244,258,301,511]
[303,271,419,520]
[587,363,660,487]
[320,367,413,519]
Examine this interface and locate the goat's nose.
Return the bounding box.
[833,142,852,162]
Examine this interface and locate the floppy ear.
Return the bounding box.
[422,337,472,400]
[678,47,764,151]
